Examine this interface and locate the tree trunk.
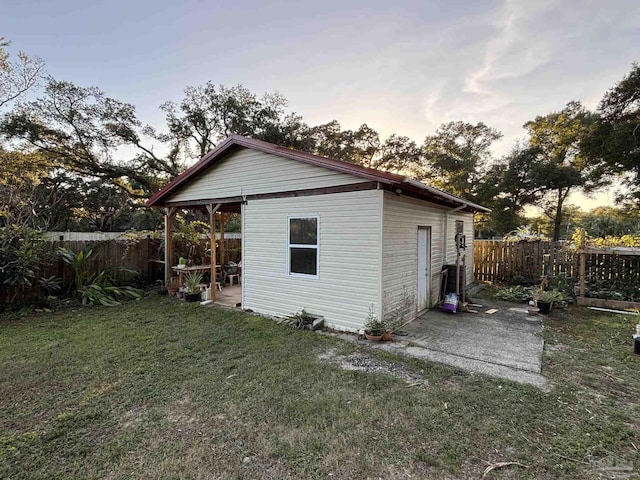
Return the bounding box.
[552,189,568,241]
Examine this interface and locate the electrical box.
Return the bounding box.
[455,233,466,250]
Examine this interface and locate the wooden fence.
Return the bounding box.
[474,240,640,293]
[1,237,242,306]
[474,240,577,284]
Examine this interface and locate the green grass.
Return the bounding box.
[1,297,639,479]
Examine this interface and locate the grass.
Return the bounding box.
[1,296,639,479]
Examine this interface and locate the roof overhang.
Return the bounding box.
[146,134,490,214]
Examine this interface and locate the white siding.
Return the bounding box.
[169,148,368,202]
[243,189,382,332]
[382,192,474,319]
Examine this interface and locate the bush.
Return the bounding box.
[0,225,47,288]
[493,285,534,303]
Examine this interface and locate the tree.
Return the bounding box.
[421,121,502,200]
[583,63,640,204]
[161,83,313,157]
[578,206,640,237]
[0,37,44,109]
[1,78,183,198]
[522,101,606,241]
[475,144,541,237]
[310,121,421,173]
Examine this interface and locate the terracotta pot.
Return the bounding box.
[365,333,383,341]
[167,287,178,297]
[527,307,540,316]
[381,331,393,341]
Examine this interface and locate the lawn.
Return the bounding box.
[1,297,639,479]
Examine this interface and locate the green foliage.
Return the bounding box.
[288,308,316,329]
[493,285,534,303]
[571,228,640,247]
[523,101,607,241]
[37,275,61,296]
[0,225,46,287]
[583,63,640,205]
[173,217,210,261]
[58,246,141,305]
[537,289,564,304]
[363,304,385,335]
[182,271,203,294]
[421,121,502,200]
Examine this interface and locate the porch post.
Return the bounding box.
[207,204,221,301]
[164,207,177,284]
[218,212,233,268]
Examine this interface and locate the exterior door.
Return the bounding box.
[417,227,431,312]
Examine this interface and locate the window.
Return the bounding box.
[288,216,319,277]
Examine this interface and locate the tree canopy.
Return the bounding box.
[0,37,636,236]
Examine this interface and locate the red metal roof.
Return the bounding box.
[145,134,489,213]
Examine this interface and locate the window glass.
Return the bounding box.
[288,217,318,276]
[289,218,317,245]
[290,248,317,275]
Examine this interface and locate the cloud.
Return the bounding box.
[464,0,554,95]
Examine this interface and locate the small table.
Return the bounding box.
[172,264,221,286]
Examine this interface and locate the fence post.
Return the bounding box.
[579,228,586,298]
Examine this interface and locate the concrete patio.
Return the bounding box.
[213,283,241,307]
[374,298,547,388]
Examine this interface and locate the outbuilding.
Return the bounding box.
[147,134,488,331]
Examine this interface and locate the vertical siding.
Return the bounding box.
[243,189,382,332]
[381,192,475,319]
[169,147,368,202]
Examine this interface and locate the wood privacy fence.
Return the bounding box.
[474,240,640,290]
[474,240,578,283]
[1,237,242,305]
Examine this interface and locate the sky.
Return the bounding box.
[3,0,639,209]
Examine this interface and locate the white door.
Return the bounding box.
[417,227,431,312]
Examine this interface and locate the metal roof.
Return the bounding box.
[146,134,489,213]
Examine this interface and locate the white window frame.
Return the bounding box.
[287,215,320,278]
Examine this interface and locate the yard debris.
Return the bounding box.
[588,307,639,315]
[481,461,527,478]
[484,308,498,314]
[318,349,427,388]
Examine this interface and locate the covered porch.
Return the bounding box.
[162,199,242,304]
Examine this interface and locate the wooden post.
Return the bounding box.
[164,207,177,284]
[218,212,233,268]
[207,204,221,301]
[579,228,586,298]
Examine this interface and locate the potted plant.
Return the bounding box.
[536,289,563,314]
[167,277,179,296]
[183,271,204,302]
[363,305,384,341]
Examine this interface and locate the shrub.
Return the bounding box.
[0,225,47,288]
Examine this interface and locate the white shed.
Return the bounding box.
[147,135,488,332]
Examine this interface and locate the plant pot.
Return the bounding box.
[167,287,178,297]
[185,293,201,302]
[365,333,383,341]
[527,307,540,316]
[537,301,552,315]
[381,331,393,341]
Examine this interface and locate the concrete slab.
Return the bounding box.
[389,297,547,388]
[213,284,241,307]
